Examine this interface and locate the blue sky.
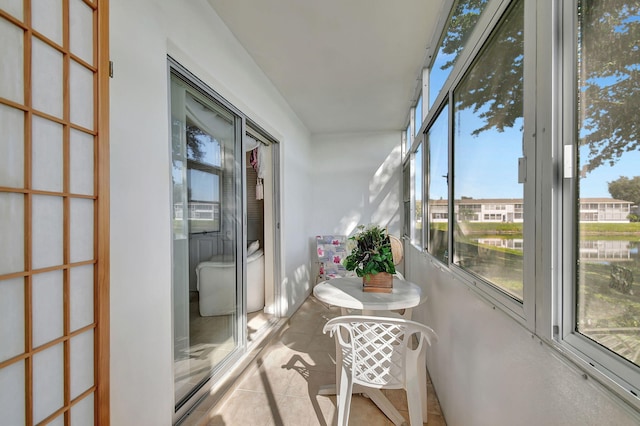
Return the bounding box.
[419,42,639,201]
[424,110,640,200]
[579,149,640,198]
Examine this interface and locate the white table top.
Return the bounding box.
[313,276,424,311]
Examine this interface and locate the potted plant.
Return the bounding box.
[343,224,396,292]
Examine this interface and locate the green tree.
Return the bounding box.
[579,1,640,174]
[186,125,207,162]
[439,0,639,173]
[608,176,640,205]
[439,0,489,71]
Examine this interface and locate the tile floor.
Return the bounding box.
[175,293,276,402]
[183,296,447,425]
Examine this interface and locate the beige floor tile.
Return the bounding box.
[274,394,336,426]
[279,329,316,352]
[235,357,296,395]
[282,365,335,398]
[186,296,447,426]
[347,394,396,426]
[210,389,277,426]
[423,411,447,426]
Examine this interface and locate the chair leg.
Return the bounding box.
[406,379,423,425]
[418,351,428,421]
[406,349,426,425]
[337,367,353,426]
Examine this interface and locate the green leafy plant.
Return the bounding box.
[343,224,396,279]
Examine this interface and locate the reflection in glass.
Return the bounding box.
[414,95,423,134]
[187,168,220,233]
[427,105,449,263]
[575,0,640,367]
[453,0,524,300]
[403,164,411,238]
[170,73,239,407]
[411,144,423,247]
[429,0,489,109]
[405,123,411,155]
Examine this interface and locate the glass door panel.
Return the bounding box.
[171,71,242,408]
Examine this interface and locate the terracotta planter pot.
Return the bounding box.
[362,272,393,293]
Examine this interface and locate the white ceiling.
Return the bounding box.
[207,0,445,134]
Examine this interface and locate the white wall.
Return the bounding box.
[308,131,403,278]
[309,131,402,236]
[405,246,639,426]
[109,0,312,424]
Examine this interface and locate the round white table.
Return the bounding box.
[313,276,426,425]
[313,276,424,316]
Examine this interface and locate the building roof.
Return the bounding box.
[426,197,633,205]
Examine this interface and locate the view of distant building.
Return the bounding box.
[427,198,634,223]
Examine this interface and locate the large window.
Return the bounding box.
[426,105,449,263]
[403,163,411,238]
[403,0,640,409]
[567,0,640,381]
[411,144,423,247]
[414,95,423,134]
[429,0,489,110]
[452,0,525,301]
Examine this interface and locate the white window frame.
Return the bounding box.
[423,99,451,262]
[405,0,640,412]
[410,141,424,249]
[430,0,536,327]
[553,0,640,409]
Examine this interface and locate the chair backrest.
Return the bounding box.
[316,235,348,280]
[389,235,403,265]
[323,315,437,388]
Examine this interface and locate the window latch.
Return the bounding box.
[564,145,573,179]
[518,157,526,183]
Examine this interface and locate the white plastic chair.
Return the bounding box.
[323,315,438,426]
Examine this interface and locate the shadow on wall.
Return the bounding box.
[340,145,402,237]
[283,263,311,316]
[309,145,403,284]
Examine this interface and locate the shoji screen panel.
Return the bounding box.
[0,0,109,425]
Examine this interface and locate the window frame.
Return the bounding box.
[169,58,247,418]
[410,140,424,249]
[421,0,537,327]
[423,99,451,263]
[402,162,412,239]
[555,0,640,407]
[414,95,423,136]
[186,161,222,234]
[406,0,640,411]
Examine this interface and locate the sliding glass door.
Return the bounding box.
[170,67,243,409]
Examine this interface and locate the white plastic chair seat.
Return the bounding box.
[323,315,437,426]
